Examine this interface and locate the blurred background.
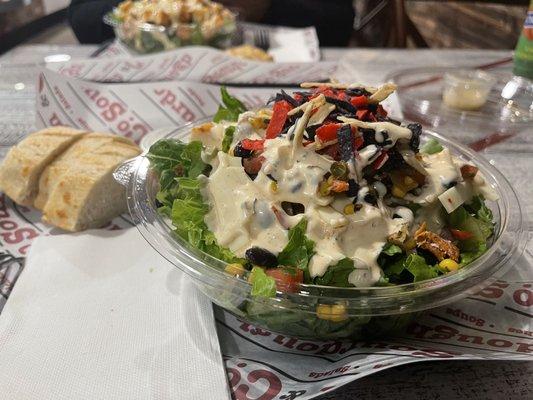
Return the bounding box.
[0,0,529,53]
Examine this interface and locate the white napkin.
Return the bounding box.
[0,228,230,400]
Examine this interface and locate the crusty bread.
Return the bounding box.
[0,127,86,205]
[38,133,141,232]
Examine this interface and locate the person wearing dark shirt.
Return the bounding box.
[68,0,355,47]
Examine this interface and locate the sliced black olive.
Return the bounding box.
[305,125,320,141]
[345,88,371,97]
[281,201,305,216]
[245,247,278,268]
[380,150,406,172]
[408,123,422,153]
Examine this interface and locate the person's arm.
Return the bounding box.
[68,0,122,44]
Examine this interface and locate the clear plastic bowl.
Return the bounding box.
[121,122,526,340]
[103,11,237,54]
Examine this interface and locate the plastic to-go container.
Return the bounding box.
[119,122,526,340]
[103,11,237,54]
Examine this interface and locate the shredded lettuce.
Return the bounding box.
[249,266,277,297]
[277,218,315,281]
[421,138,444,154]
[213,87,247,123]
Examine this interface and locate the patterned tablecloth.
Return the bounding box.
[0,45,531,399]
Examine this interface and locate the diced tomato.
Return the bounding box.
[354,136,364,149]
[242,155,265,175]
[450,229,473,240]
[241,139,265,151]
[350,95,368,108]
[373,151,389,170]
[266,100,292,139]
[316,123,341,142]
[266,268,304,293]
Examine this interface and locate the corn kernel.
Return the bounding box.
[318,181,331,196]
[316,304,332,321]
[343,204,355,215]
[439,258,459,272]
[270,181,278,193]
[225,263,245,276]
[392,185,406,198]
[330,304,348,322]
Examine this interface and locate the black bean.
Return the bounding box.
[380,150,406,172]
[368,104,378,113]
[364,192,378,206]
[347,179,360,197]
[281,201,305,216]
[245,247,278,268]
[267,90,299,108]
[305,125,320,141]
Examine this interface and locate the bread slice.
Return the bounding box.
[39,133,141,232]
[0,127,87,205]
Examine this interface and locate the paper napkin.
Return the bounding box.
[0,228,229,400]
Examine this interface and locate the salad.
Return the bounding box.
[107,0,236,53]
[148,82,498,291]
[147,82,498,336]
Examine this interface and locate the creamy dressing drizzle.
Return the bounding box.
[197,112,495,288]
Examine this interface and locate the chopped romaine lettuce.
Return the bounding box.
[313,258,354,287]
[384,253,439,283]
[277,218,315,281]
[381,243,403,257]
[446,204,493,252]
[213,87,247,123]
[249,266,277,297]
[221,126,235,153]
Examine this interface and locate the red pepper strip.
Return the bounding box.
[373,151,389,170]
[450,229,473,240]
[316,123,342,142]
[265,100,292,139]
[350,95,368,108]
[241,139,265,151]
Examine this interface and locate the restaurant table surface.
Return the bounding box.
[0,45,531,400]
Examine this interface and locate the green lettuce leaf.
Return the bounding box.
[421,138,444,154]
[384,253,439,283]
[465,195,494,224]
[213,87,247,123]
[249,266,277,297]
[313,258,354,287]
[381,243,403,257]
[446,205,493,252]
[277,218,315,281]
[221,126,235,153]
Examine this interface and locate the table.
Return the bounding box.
[0,45,531,400]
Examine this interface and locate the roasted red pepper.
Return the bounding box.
[241,139,265,151]
[450,229,473,240]
[315,123,342,142]
[354,136,364,149]
[373,151,389,170]
[265,100,292,139]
